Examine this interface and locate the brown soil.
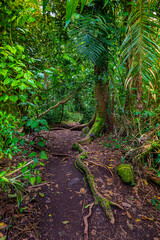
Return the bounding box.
[0,129,160,240]
[37,129,160,240]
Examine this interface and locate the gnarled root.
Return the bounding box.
[83,202,94,240]
[74,143,123,224]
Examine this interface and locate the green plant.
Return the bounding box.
[22,117,49,133]
[0,44,37,114]
[0,111,20,159]
[151,199,160,211]
[0,154,44,206]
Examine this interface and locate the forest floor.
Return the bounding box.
[0,128,160,240]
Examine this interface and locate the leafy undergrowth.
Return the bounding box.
[0,131,48,239]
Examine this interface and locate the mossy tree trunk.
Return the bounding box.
[89,65,113,137]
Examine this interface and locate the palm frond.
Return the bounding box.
[69,15,114,65]
[121,0,160,89]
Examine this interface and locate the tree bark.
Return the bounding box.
[88,65,113,136]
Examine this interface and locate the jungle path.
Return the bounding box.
[38,129,160,240]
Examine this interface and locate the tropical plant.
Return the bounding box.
[121,0,160,111]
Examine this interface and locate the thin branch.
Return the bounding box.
[38,86,82,118]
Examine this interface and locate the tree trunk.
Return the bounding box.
[88,65,113,136]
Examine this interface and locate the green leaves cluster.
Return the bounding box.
[0,44,37,113]
[0,111,19,159]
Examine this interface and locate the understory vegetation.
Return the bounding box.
[0,0,160,218]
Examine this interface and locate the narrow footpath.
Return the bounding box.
[37,129,160,240]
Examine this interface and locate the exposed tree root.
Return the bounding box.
[145,168,160,186]
[89,161,114,178]
[70,123,88,131]
[70,113,96,131]
[83,202,95,240]
[74,143,123,224]
[76,135,92,144]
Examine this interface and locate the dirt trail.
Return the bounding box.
[38,129,160,240]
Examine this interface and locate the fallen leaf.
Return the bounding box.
[55,184,59,188]
[153,238,159,240]
[127,220,133,230]
[84,204,91,209]
[143,179,148,186]
[80,188,86,194]
[135,218,141,222]
[122,202,131,208]
[109,190,113,196]
[39,192,45,197]
[126,211,132,219]
[0,233,4,237]
[62,221,69,224]
[141,216,154,221]
[0,222,7,229]
[91,229,96,235]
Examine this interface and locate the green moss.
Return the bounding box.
[89,116,105,137]
[72,143,83,153]
[117,164,135,185]
[136,141,160,162]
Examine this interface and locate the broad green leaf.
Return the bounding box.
[38,141,45,147]
[66,0,79,27]
[39,119,48,125]
[19,95,27,102]
[0,63,6,68]
[28,152,36,157]
[37,176,42,184]
[40,151,48,160]
[19,83,27,90]
[3,78,12,85]
[20,139,25,146]
[31,120,38,129]
[9,95,18,102]
[27,119,33,127]
[29,176,36,185]
[29,17,36,23]
[0,69,8,76]
[3,95,9,102]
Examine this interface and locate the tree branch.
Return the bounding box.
[38,87,81,118]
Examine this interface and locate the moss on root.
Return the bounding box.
[89,116,105,137]
[74,142,123,224]
[136,141,160,163]
[72,143,83,153]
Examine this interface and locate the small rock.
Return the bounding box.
[68,178,80,186]
[91,229,96,236]
[122,202,132,208]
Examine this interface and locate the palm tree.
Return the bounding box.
[121,0,160,111]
